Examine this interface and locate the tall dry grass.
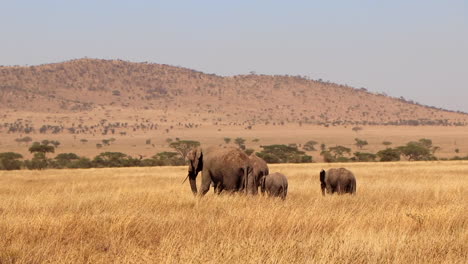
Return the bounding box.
[0,161,466,263]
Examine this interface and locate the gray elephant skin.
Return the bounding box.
[249,153,269,192]
[320,168,356,195]
[187,146,255,196]
[260,172,288,199]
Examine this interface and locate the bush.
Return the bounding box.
[354,152,377,162]
[256,145,312,163]
[153,152,185,166]
[0,152,23,170]
[377,148,401,162]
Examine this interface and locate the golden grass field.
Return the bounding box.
[0,161,467,263]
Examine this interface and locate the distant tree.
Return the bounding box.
[320,143,327,152]
[146,139,152,145]
[455,148,460,153]
[352,126,363,133]
[354,152,377,162]
[50,140,61,148]
[25,153,49,170]
[303,140,318,151]
[329,145,351,159]
[102,139,111,146]
[223,137,231,144]
[398,141,435,161]
[169,140,201,159]
[14,136,33,145]
[234,137,246,150]
[256,144,312,163]
[166,138,173,144]
[320,150,335,163]
[0,152,23,170]
[92,152,137,167]
[80,139,88,144]
[29,142,55,156]
[96,143,103,149]
[418,138,433,149]
[382,141,392,146]
[54,153,80,168]
[153,152,185,166]
[354,138,368,149]
[252,138,260,143]
[377,148,401,162]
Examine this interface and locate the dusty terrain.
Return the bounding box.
[0,161,466,263]
[2,58,467,161]
[1,59,467,126]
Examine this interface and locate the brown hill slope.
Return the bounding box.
[1,58,466,126]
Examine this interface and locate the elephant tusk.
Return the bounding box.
[182,174,189,184]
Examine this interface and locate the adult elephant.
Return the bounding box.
[249,153,269,192]
[186,146,255,196]
[319,168,356,195]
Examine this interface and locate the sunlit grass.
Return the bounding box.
[0,161,467,263]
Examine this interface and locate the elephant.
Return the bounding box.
[319,168,356,195]
[186,146,255,196]
[260,172,288,200]
[249,153,269,192]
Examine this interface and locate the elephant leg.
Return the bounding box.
[282,186,288,200]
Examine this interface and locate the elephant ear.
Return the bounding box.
[191,147,203,172]
[320,169,326,184]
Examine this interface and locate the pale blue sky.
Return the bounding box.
[1,0,467,112]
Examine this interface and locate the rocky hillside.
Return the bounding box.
[1,58,466,126]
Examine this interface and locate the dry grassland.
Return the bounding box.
[0,161,467,263]
[2,121,468,161]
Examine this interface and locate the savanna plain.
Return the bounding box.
[0,161,467,264]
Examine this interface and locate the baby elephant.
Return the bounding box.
[260,172,288,199]
[320,168,356,195]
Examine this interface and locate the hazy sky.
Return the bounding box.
[1,1,467,112]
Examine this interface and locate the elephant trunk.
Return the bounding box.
[320,169,326,196]
[188,174,198,195]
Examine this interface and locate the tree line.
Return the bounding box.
[1,138,467,171]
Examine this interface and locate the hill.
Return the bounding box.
[1,58,467,127]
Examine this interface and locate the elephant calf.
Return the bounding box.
[320,168,356,195]
[260,172,288,200]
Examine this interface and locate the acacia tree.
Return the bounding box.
[169,140,201,159]
[352,126,363,133]
[29,142,55,156]
[303,140,318,151]
[28,142,55,170]
[355,138,368,149]
[234,137,246,150]
[398,141,434,161]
